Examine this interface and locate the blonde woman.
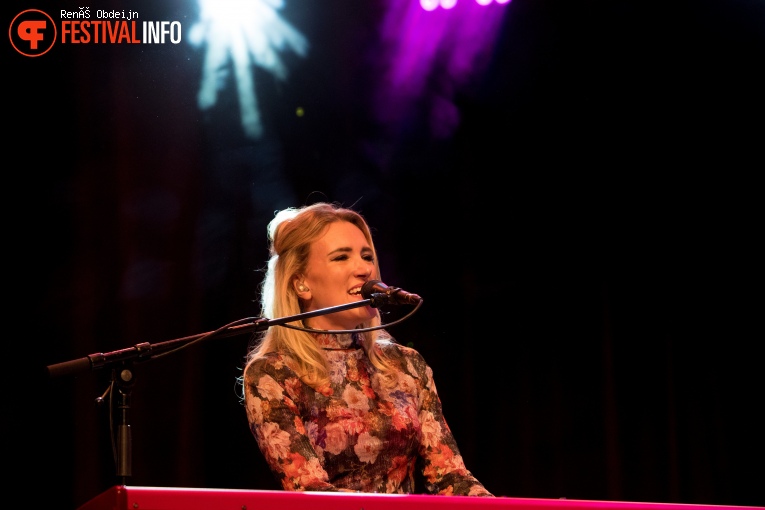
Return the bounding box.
[242,202,493,496]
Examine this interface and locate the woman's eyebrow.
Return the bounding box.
[327,246,352,256]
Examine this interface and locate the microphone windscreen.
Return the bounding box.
[361,280,388,299]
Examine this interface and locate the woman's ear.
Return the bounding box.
[293,277,311,298]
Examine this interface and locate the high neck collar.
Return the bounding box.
[312,331,362,350]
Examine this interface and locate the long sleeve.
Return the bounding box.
[386,346,494,497]
[244,355,342,491]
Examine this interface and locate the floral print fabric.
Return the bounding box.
[244,332,493,496]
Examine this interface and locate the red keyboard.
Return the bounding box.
[78,485,762,510]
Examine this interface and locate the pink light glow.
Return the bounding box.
[420,0,439,11]
[372,0,509,140]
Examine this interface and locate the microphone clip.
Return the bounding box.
[367,292,394,309]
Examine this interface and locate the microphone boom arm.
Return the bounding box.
[46,299,378,378]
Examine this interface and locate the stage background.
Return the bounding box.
[5,1,764,509]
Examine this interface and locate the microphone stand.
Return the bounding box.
[46,298,385,485]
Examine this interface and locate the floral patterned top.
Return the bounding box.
[243,332,493,496]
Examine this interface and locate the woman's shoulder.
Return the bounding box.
[378,340,422,358]
[377,340,430,374]
[244,352,297,381]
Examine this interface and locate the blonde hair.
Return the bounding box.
[244,202,396,388]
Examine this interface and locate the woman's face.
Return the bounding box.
[297,220,378,330]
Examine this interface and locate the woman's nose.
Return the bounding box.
[354,258,373,276]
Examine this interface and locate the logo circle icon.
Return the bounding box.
[9,9,57,57]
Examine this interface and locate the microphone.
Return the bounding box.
[361,280,422,306]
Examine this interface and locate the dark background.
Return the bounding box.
[6,0,764,509]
